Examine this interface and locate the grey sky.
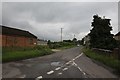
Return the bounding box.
[2,2,118,41]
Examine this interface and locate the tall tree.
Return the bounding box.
[72,38,77,42]
[89,15,116,50]
[72,38,77,45]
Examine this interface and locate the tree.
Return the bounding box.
[63,40,72,43]
[72,38,77,45]
[89,15,117,50]
[80,38,84,45]
[47,40,51,45]
[72,38,77,42]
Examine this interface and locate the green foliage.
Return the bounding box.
[89,15,117,50]
[72,38,77,42]
[2,45,53,62]
[47,40,51,45]
[83,48,120,74]
[48,41,76,49]
[2,47,33,53]
[72,38,77,45]
[80,38,84,45]
[63,40,72,43]
[116,41,120,48]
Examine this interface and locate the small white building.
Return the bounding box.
[37,39,48,45]
[83,35,90,47]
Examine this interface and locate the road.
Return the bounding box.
[2,46,118,79]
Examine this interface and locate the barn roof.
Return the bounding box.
[115,32,120,36]
[0,25,37,38]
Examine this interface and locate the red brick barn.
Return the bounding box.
[0,25,37,47]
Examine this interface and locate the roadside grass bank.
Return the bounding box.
[82,47,120,75]
[2,45,53,63]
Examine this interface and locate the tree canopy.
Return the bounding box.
[89,15,117,50]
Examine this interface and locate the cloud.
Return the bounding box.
[2,2,118,41]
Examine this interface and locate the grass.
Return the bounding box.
[2,45,53,63]
[82,47,120,74]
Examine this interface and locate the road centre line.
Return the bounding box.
[57,53,83,71]
[36,76,43,80]
[47,70,54,75]
[74,53,83,60]
[64,53,83,66]
[73,61,83,71]
[72,61,86,76]
[55,67,61,70]
[72,59,75,60]
[83,72,86,75]
[58,72,62,75]
[66,60,72,64]
[63,67,68,71]
[36,53,84,78]
[66,53,83,65]
[19,75,26,78]
[77,66,83,72]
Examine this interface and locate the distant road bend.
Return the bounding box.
[3,46,118,78]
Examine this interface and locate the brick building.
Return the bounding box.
[0,25,37,47]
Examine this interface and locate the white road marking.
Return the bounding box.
[58,72,62,75]
[55,67,61,70]
[36,76,43,79]
[83,72,86,75]
[63,67,68,71]
[72,59,75,60]
[66,53,83,65]
[72,61,86,76]
[47,70,54,74]
[66,60,72,64]
[35,53,84,79]
[77,66,83,72]
[73,61,77,66]
[19,75,26,78]
[74,53,83,60]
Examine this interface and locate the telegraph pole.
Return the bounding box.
[61,28,63,42]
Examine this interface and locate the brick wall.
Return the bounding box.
[1,34,37,47]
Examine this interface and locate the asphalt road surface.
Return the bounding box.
[2,46,118,79]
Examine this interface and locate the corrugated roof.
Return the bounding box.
[0,25,37,38]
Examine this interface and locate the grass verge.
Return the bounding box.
[2,45,53,63]
[82,47,120,75]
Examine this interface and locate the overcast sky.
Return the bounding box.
[2,2,118,41]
